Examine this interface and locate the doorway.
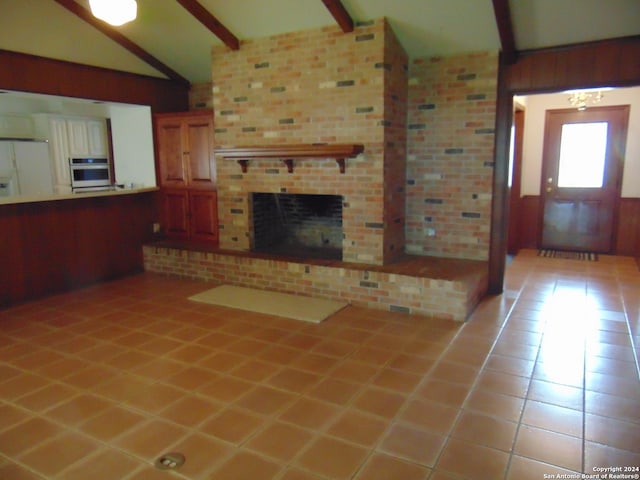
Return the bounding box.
[540,106,629,252]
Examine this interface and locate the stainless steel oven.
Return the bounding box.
[69,157,111,191]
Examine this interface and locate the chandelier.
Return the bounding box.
[567,89,604,111]
[89,0,137,26]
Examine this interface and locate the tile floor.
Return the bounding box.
[0,249,639,479]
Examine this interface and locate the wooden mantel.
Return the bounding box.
[214,144,364,174]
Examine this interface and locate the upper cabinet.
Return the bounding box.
[66,118,109,157]
[47,117,72,191]
[154,110,216,190]
[34,115,109,194]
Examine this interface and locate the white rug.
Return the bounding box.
[188,285,348,323]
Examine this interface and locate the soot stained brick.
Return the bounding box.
[374,62,392,71]
[390,305,410,313]
[356,33,375,42]
[462,212,481,218]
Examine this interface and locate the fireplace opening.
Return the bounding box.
[251,193,343,260]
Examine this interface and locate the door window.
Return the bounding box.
[557,122,608,188]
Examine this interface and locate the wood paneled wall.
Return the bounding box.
[515,196,541,250]
[504,37,640,93]
[489,36,640,293]
[0,50,186,308]
[0,50,189,112]
[617,198,640,256]
[0,192,159,307]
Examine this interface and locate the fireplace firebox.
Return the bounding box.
[251,193,343,260]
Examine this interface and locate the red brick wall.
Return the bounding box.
[406,52,498,260]
[188,82,213,110]
[211,19,405,265]
[209,21,497,262]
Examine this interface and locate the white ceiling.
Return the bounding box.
[1,0,639,84]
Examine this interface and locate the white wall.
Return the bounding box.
[108,105,156,188]
[520,86,640,197]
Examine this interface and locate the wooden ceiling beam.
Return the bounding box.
[52,0,190,87]
[492,0,517,64]
[321,0,354,33]
[175,0,239,50]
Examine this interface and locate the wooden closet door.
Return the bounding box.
[156,118,187,188]
[185,116,216,189]
[189,190,218,243]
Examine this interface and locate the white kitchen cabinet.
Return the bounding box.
[66,118,90,157]
[67,118,108,157]
[87,120,109,156]
[0,115,34,139]
[33,115,109,194]
[48,117,71,190]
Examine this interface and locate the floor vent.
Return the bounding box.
[155,453,185,470]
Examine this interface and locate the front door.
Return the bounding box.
[540,106,629,252]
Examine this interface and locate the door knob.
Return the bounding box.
[546,187,552,192]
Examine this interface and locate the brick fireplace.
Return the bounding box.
[144,19,495,322]
[212,19,407,266]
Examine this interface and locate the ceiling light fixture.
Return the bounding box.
[89,0,137,26]
[567,89,604,111]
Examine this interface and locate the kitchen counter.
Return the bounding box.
[0,186,159,206]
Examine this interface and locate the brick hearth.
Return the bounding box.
[143,245,488,322]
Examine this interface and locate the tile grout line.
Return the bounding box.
[501,260,583,478]
[419,259,528,479]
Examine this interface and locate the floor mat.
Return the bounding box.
[538,249,599,261]
[189,285,348,323]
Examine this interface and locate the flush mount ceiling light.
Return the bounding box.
[89,0,137,26]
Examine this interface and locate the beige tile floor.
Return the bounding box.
[0,249,639,479]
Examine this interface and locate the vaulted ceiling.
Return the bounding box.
[1,0,639,85]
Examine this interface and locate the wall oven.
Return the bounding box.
[69,157,111,192]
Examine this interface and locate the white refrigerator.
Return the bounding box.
[0,140,54,196]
